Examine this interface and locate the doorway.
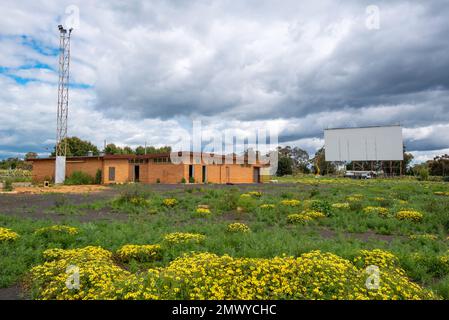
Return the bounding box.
[253,167,260,183]
[202,166,207,183]
[134,165,140,182]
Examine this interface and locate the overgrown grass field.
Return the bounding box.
[1,177,449,299]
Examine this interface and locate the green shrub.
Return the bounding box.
[237,195,257,212]
[349,201,363,212]
[181,177,186,184]
[2,179,13,191]
[189,177,195,183]
[114,184,152,206]
[310,189,320,198]
[64,171,95,185]
[310,200,332,216]
[156,178,161,184]
[417,168,429,181]
[94,169,102,184]
[216,189,240,211]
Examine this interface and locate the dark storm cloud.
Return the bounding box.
[91,0,449,125]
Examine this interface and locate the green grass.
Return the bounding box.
[1,176,449,298]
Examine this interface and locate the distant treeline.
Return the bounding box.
[49,137,172,157]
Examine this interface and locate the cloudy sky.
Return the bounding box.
[1,0,448,162]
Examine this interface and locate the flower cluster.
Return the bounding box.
[240,193,251,198]
[163,232,205,244]
[354,249,400,270]
[260,204,276,209]
[160,250,435,300]
[363,206,389,216]
[287,213,313,224]
[129,197,150,206]
[34,225,79,236]
[0,227,19,242]
[116,244,162,262]
[280,199,301,207]
[347,194,364,202]
[332,202,350,209]
[409,234,438,241]
[30,246,132,300]
[287,211,325,224]
[42,246,112,262]
[29,248,437,300]
[247,191,262,197]
[162,198,178,207]
[195,207,211,216]
[396,210,423,222]
[434,191,449,196]
[227,223,250,233]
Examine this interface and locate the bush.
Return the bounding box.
[116,244,162,262]
[189,177,195,183]
[64,171,95,185]
[2,179,13,191]
[95,169,102,184]
[310,189,320,198]
[349,201,363,212]
[309,200,332,216]
[417,168,429,181]
[113,184,153,209]
[181,177,186,184]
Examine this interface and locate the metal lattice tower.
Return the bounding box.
[56,25,72,156]
[55,25,72,183]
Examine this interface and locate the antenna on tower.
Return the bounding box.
[55,25,73,184]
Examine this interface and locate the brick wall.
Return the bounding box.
[31,157,263,184]
[30,158,103,183]
[66,159,102,178]
[103,159,130,184]
[30,159,55,183]
[147,163,185,184]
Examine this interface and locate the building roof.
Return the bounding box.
[324,124,402,131]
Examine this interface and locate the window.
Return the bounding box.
[108,167,116,181]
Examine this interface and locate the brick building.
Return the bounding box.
[29,152,265,184]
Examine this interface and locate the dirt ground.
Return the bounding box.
[0,285,23,300]
[1,184,111,194]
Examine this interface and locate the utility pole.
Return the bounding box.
[55,25,73,184]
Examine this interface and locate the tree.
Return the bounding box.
[276,155,293,176]
[312,147,336,175]
[291,147,310,173]
[135,146,146,155]
[25,152,38,160]
[428,154,449,176]
[104,144,172,155]
[403,152,414,174]
[104,143,123,155]
[52,137,99,157]
[276,146,310,174]
[123,146,134,155]
[0,158,31,170]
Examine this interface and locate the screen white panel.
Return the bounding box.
[324,126,403,161]
[55,156,66,184]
